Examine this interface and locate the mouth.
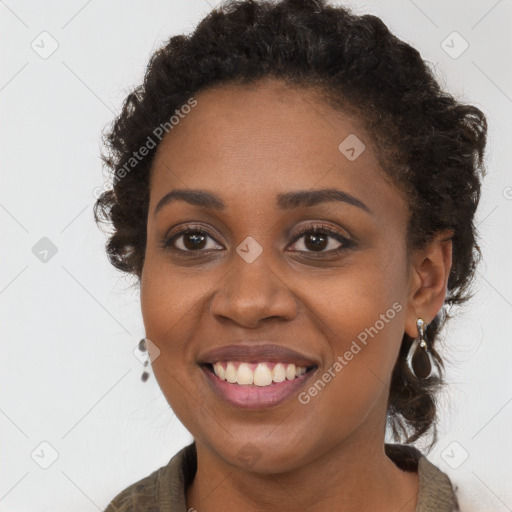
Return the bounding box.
[199,361,319,409]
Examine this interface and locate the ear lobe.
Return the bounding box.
[405,230,453,338]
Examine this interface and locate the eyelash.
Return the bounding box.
[159,223,354,256]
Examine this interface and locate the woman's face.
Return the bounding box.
[140,77,415,473]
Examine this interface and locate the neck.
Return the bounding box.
[186,421,419,512]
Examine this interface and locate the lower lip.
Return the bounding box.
[200,364,318,409]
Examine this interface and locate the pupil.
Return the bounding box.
[305,233,327,251]
[184,232,206,250]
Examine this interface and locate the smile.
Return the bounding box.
[200,361,318,409]
[213,361,309,385]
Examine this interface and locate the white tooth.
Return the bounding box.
[285,363,296,380]
[225,362,237,383]
[295,365,301,377]
[254,363,273,386]
[299,366,307,375]
[236,363,254,385]
[272,363,286,383]
[213,362,225,380]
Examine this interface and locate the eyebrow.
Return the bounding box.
[153,187,371,216]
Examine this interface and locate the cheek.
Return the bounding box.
[302,250,407,426]
[293,315,404,457]
[139,267,198,426]
[139,253,206,382]
[139,251,233,428]
[140,247,213,350]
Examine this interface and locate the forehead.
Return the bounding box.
[149,78,401,215]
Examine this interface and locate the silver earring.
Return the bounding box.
[139,338,150,382]
[407,318,433,379]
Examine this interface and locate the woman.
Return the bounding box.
[94,0,487,510]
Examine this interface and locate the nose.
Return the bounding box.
[209,249,299,329]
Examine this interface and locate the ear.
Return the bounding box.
[405,230,453,338]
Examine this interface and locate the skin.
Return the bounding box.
[140,77,453,512]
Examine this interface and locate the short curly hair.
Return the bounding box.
[94,0,487,446]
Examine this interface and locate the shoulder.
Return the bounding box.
[385,443,460,511]
[103,467,161,512]
[417,455,460,511]
[102,442,196,512]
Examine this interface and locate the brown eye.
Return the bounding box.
[288,225,353,254]
[160,226,223,252]
[159,223,353,256]
[179,231,208,250]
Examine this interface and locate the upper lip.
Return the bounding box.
[198,343,319,367]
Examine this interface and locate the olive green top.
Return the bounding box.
[103,442,459,511]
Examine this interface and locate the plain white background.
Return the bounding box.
[1,0,511,511]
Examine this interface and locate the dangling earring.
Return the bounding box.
[407,318,433,379]
[138,338,150,382]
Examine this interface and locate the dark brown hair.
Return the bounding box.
[94,0,487,446]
